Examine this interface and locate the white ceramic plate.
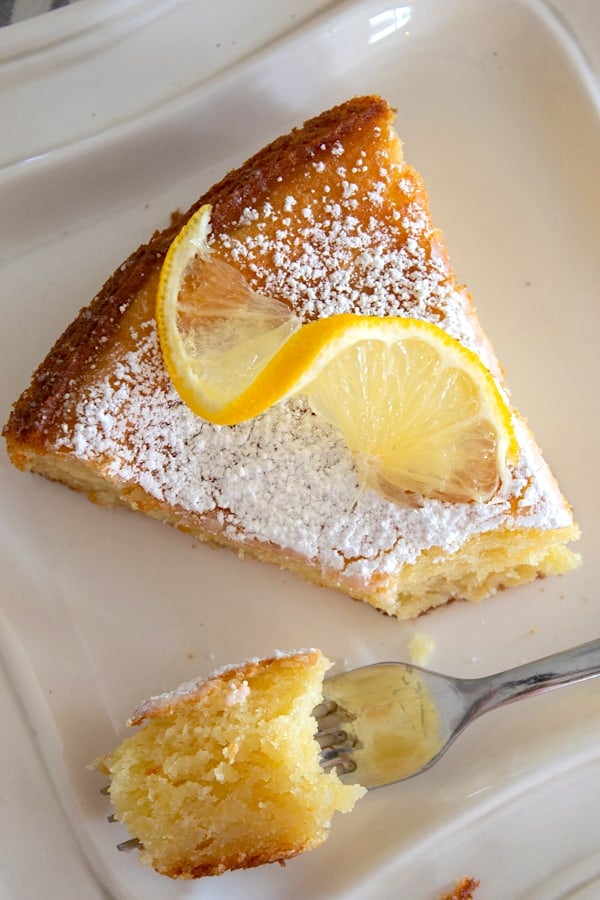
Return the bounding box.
[1,1,599,897]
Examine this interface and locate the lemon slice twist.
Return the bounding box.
[156,205,517,504]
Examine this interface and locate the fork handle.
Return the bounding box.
[468,637,600,716]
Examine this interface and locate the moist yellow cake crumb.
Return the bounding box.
[408,633,436,667]
[95,650,364,879]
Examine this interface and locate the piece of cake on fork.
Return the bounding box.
[95,649,364,879]
[2,95,580,618]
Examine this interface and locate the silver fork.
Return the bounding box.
[314,638,600,789]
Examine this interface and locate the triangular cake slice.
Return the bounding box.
[3,96,580,618]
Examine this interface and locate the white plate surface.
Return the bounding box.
[1,1,599,898]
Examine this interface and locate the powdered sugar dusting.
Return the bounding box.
[55,320,569,586]
[225,679,250,706]
[53,138,571,598]
[215,144,496,375]
[220,194,461,330]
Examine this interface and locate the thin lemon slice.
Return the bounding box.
[156,205,301,422]
[301,327,516,503]
[156,205,517,503]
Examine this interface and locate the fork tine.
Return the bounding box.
[315,728,348,748]
[313,699,338,719]
[101,784,141,851]
[321,754,357,775]
[117,837,143,853]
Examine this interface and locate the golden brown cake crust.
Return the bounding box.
[126,649,322,726]
[162,846,298,880]
[3,96,393,451]
[438,877,480,900]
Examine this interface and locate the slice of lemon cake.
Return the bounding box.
[96,650,364,879]
[2,95,580,618]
